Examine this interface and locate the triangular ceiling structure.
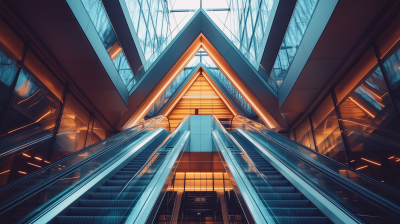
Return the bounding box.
[164,67,238,130]
[115,10,289,131]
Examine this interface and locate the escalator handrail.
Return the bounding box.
[212,115,280,196]
[0,115,165,192]
[118,115,190,223]
[234,115,400,196]
[0,116,167,213]
[0,133,53,159]
[118,115,189,198]
[236,120,400,218]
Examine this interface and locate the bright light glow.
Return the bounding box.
[356,165,368,170]
[361,158,381,166]
[349,97,375,118]
[27,162,41,168]
[0,170,10,175]
[8,110,51,134]
[44,160,50,163]
[18,171,27,174]
[34,157,42,161]
[22,153,31,158]
[18,89,39,104]
[388,156,394,159]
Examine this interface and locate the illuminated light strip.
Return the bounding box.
[0,170,10,175]
[349,97,375,118]
[361,84,382,100]
[27,162,41,168]
[356,165,368,170]
[18,171,27,174]
[388,156,394,159]
[8,110,51,134]
[124,37,202,128]
[35,157,43,161]
[44,160,50,163]
[124,33,280,130]
[361,158,381,166]
[18,89,39,104]
[164,71,201,117]
[396,159,400,162]
[110,47,122,59]
[200,35,276,128]
[350,160,355,162]
[22,153,31,158]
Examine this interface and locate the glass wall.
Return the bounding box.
[311,95,347,164]
[124,0,171,61]
[81,0,136,91]
[205,0,275,63]
[203,58,258,118]
[147,56,200,118]
[294,117,315,150]
[0,14,111,186]
[270,0,319,89]
[292,11,400,190]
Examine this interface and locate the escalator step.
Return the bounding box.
[117,171,137,175]
[260,193,303,200]
[69,207,129,216]
[267,180,291,186]
[106,180,129,186]
[97,186,143,192]
[112,175,137,180]
[121,168,139,171]
[264,200,311,207]
[263,175,285,180]
[253,186,295,193]
[79,200,133,207]
[261,171,280,175]
[271,208,319,216]
[89,192,140,199]
[56,216,124,224]
[276,216,329,224]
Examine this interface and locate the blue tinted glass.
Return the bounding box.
[147,57,201,117]
[124,0,171,62]
[81,0,136,91]
[203,58,257,117]
[270,0,319,89]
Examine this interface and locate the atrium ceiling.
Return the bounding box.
[5,0,395,133]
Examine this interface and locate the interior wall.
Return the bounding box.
[176,152,225,172]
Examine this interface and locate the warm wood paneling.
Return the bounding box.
[168,75,233,130]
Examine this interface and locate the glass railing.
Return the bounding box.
[128,116,190,223]
[202,61,256,117]
[232,115,400,223]
[129,9,198,95]
[204,9,278,93]
[80,0,136,91]
[212,115,281,223]
[147,57,201,117]
[0,116,170,223]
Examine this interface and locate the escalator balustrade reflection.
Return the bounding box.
[56,131,170,224]
[229,131,330,224]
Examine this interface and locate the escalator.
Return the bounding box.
[0,115,189,224]
[3,114,400,224]
[55,131,170,224]
[229,131,329,223]
[211,115,400,224]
